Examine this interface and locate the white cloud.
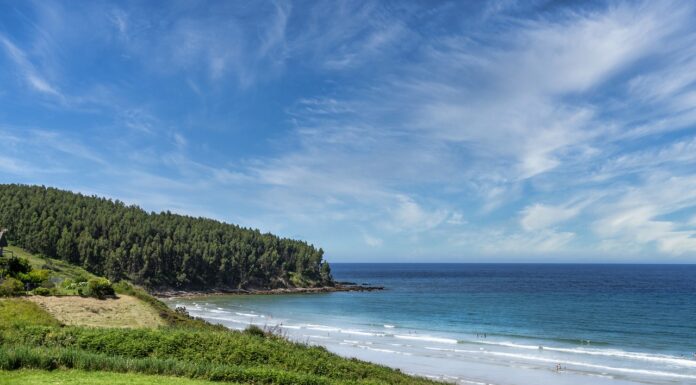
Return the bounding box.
[446,212,465,225]
[689,215,696,226]
[0,155,36,175]
[0,35,62,98]
[520,204,580,232]
[388,195,449,232]
[4,1,696,261]
[452,228,576,255]
[363,233,383,247]
[593,175,696,255]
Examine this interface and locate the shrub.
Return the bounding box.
[74,273,89,284]
[174,306,189,317]
[0,277,25,296]
[32,287,51,296]
[243,325,267,338]
[85,278,115,299]
[18,269,51,289]
[5,256,31,277]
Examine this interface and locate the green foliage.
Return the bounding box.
[85,278,114,299]
[0,369,228,385]
[0,257,31,278]
[0,299,61,327]
[243,325,268,338]
[0,184,334,290]
[32,287,51,296]
[0,252,53,293]
[0,278,24,297]
[18,269,50,287]
[0,280,434,385]
[0,327,439,385]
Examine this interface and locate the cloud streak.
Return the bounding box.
[2,1,696,261]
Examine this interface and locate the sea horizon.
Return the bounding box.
[329,262,696,265]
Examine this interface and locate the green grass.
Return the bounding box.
[0,246,441,385]
[3,246,213,329]
[0,369,232,385]
[4,246,97,283]
[0,326,438,385]
[0,299,61,327]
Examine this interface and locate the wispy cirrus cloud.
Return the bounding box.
[0,35,62,98]
[2,1,696,261]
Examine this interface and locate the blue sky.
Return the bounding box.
[1,1,696,262]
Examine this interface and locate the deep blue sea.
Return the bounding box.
[165,264,696,385]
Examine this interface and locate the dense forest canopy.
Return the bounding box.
[0,184,333,290]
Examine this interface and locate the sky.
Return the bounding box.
[1,1,696,263]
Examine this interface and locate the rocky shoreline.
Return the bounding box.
[154,283,384,299]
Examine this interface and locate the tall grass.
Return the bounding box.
[0,299,61,327]
[0,346,348,385]
[0,326,437,385]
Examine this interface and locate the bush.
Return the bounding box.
[18,269,50,289]
[0,277,25,296]
[74,273,89,284]
[243,325,267,338]
[85,278,115,299]
[5,256,32,277]
[174,306,189,317]
[32,287,51,296]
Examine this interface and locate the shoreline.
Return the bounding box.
[166,296,696,385]
[154,283,384,298]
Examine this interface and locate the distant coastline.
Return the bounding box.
[155,282,384,298]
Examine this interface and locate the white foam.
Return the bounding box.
[384,324,396,328]
[196,315,250,324]
[304,335,330,340]
[235,312,260,318]
[356,345,400,354]
[472,340,696,368]
[306,324,340,332]
[395,334,458,344]
[424,346,456,352]
[474,350,696,380]
[341,330,385,337]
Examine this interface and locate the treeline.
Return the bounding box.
[0,184,332,290]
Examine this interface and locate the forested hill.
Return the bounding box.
[0,184,333,290]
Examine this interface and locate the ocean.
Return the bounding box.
[164,264,696,385]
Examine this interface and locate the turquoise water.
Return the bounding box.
[165,264,696,385]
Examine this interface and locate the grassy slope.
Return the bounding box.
[5,245,97,282]
[0,369,235,385]
[0,299,61,328]
[0,247,441,385]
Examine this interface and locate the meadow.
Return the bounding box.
[0,247,439,385]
